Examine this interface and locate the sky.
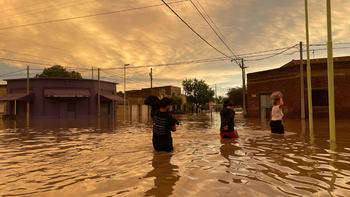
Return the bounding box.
[0,0,350,97]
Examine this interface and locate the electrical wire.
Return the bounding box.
[161,0,238,64]
[0,69,26,77]
[192,0,239,58]
[0,48,90,67]
[0,0,57,13]
[0,0,101,22]
[0,0,189,31]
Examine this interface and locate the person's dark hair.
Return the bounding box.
[223,100,230,108]
[159,97,171,108]
[227,101,234,107]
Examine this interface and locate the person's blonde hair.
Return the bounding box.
[271,91,282,105]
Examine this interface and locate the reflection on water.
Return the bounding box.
[144,152,180,197]
[0,113,350,196]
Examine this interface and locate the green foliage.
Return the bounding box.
[200,104,209,110]
[226,86,246,107]
[170,96,183,107]
[35,65,82,78]
[182,78,215,107]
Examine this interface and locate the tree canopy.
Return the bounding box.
[182,78,214,109]
[170,96,183,107]
[226,86,246,107]
[35,65,82,78]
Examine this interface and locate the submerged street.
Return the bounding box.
[0,113,350,197]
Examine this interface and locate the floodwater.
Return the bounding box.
[0,113,350,197]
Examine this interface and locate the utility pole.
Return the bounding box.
[300,42,305,119]
[327,0,336,141]
[92,67,93,79]
[241,59,247,115]
[98,68,100,117]
[150,68,153,95]
[124,64,129,123]
[27,65,29,120]
[305,0,314,131]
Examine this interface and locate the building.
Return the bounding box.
[116,85,185,116]
[247,56,350,119]
[0,84,7,118]
[0,78,124,118]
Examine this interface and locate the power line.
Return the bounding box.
[0,58,54,66]
[161,0,239,64]
[203,0,238,55]
[0,48,89,67]
[0,0,57,13]
[0,0,189,31]
[192,0,238,58]
[0,68,26,77]
[245,44,298,61]
[0,0,100,22]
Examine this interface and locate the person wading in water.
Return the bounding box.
[220,101,238,138]
[152,97,177,152]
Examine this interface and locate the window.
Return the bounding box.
[312,89,328,106]
[172,92,175,97]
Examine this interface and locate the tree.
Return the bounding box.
[170,96,183,109]
[226,86,246,107]
[35,65,82,78]
[182,78,214,113]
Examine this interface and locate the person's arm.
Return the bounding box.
[279,96,284,109]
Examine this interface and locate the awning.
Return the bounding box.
[100,94,127,102]
[44,89,90,97]
[0,93,34,101]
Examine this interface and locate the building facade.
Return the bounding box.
[247,56,350,119]
[0,78,124,118]
[0,84,7,118]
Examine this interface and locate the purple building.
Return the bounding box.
[0,78,124,118]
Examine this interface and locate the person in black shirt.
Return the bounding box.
[152,97,176,152]
[220,101,238,138]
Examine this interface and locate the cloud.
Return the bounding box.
[0,0,350,96]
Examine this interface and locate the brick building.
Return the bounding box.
[247,56,350,119]
[117,86,185,116]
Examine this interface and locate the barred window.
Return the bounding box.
[312,89,328,106]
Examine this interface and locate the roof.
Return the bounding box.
[0,93,34,101]
[3,77,119,85]
[100,94,126,102]
[281,56,350,68]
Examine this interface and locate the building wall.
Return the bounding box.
[247,59,350,119]
[0,85,7,117]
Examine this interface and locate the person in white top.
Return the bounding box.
[270,92,284,134]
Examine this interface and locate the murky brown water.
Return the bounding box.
[0,113,350,197]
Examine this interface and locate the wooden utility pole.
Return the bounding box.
[27,65,29,120]
[92,67,93,79]
[150,68,153,95]
[241,59,247,115]
[300,42,305,119]
[98,68,100,117]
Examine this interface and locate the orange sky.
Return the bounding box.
[0,0,350,96]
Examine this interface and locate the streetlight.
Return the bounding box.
[124,64,129,123]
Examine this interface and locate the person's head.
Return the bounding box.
[223,100,230,108]
[159,97,171,110]
[271,91,282,105]
[273,98,280,105]
[226,101,235,110]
